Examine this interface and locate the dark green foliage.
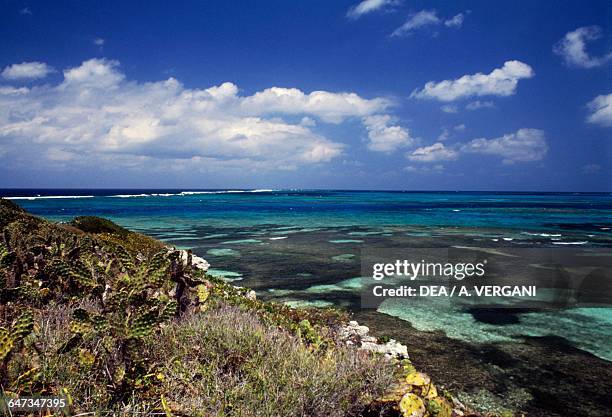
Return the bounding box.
[70,216,130,237]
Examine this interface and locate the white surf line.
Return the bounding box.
[5,195,94,200]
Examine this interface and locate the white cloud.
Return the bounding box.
[300,116,316,127]
[437,128,450,141]
[440,104,458,113]
[465,100,495,110]
[347,0,397,19]
[62,58,124,88]
[586,93,612,127]
[454,124,466,131]
[461,128,547,164]
[553,26,612,68]
[363,114,414,152]
[1,61,54,80]
[412,60,534,102]
[392,9,468,37]
[94,38,105,46]
[19,7,32,15]
[407,142,458,162]
[392,10,440,36]
[0,58,407,172]
[240,86,391,123]
[408,128,547,165]
[444,13,465,28]
[404,164,444,173]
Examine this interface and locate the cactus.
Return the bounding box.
[0,327,14,362]
[399,393,426,417]
[11,310,34,343]
[129,310,158,339]
[0,203,211,403]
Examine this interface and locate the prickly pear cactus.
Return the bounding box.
[399,393,426,417]
[0,327,14,362]
[0,202,212,403]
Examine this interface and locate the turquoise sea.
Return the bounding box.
[4,188,612,415]
[4,189,612,357]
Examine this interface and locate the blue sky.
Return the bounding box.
[0,0,610,191]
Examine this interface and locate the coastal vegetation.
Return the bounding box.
[0,198,498,416]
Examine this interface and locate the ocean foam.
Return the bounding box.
[552,241,588,245]
[220,239,262,245]
[6,195,94,200]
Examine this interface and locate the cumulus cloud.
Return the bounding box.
[1,61,54,80]
[411,60,534,102]
[0,58,406,172]
[363,114,414,152]
[347,0,397,19]
[407,143,458,162]
[407,128,547,165]
[461,128,547,164]
[586,93,612,127]
[553,26,612,68]
[240,86,390,123]
[94,38,105,46]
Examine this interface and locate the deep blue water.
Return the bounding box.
[3,189,612,233]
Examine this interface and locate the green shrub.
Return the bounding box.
[70,216,130,236]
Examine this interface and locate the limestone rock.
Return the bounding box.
[177,250,210,272]
[339,320,409,359]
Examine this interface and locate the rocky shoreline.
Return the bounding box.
[353,309,612,417]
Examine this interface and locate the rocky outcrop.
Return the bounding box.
[177,249,210,272]
[340,320,409,359]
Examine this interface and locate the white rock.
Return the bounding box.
[338,320,409,360]
[192,255,210,272]
[177,250,210,272]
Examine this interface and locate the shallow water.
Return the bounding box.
[5,189,612,362]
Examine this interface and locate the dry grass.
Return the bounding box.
[151,304,396,417]
[22,303,395,415]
